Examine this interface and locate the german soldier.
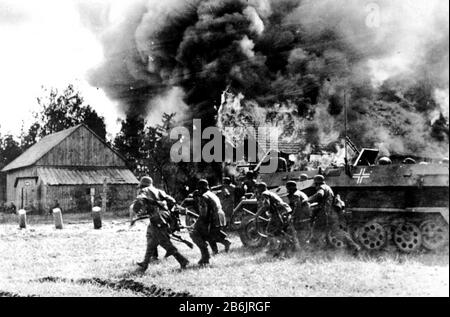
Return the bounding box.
[255,182,299,256]
[134,176,189,270]
[243,171,257,195]
[308,175,361,255]
[190,179,231,266]
[220,177,236,225]
[286,181,310,246]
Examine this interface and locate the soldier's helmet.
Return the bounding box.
[378,157,392,165]
[286,181,297,189]
[198,179,209,190]
[139,176,153,188]
[403,157,416,164]
[223,177,231,185]
[300,174,308,181]
[256,182,267,191]
[313,175,325,184]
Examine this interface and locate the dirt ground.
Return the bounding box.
[0,214,448,297]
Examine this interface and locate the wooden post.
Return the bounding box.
[18,209,27,229]
[92,206,102,229]
[90,187,95,208]
[102,178,107,213]
[52,208,64,229]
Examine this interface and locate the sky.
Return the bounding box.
[0,0,126,139]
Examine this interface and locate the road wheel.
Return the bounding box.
[393,222,422,253]
[357,221,387,251]
[420,220,448,251]
[238,216,268,248]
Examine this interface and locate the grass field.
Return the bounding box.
[0,213,448,297]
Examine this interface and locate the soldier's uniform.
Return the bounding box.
[134,177,188,270]
[190,180,231,265]
[286,181,311,245]
[243,172,257,194]
[220,178,236,224]
[256,183,299,255]
[308,175,361,253]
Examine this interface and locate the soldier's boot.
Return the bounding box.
[223,239,232,253]
[198,247,210,266]
[173,252,189,269]
[209,242,218,255]
[343,232,362,256]
[138,247,159,270]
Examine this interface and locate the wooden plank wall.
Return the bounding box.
[6,167,37,206]
[46,184,137,213]
[36,126,126,167]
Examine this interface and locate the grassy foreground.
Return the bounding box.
[0,214,448,297]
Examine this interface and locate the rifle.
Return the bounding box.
[171,232,194,249]
[129,207,195,249]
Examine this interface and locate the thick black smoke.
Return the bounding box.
[79,0,449,157]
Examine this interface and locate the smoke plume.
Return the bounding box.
[79,0,449,158]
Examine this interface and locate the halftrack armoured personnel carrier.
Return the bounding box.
[233,146,449,253]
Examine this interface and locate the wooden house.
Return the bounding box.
[1,124,138,213]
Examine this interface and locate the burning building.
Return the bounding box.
[79,0,448,170]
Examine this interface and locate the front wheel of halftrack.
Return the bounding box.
[238,216,268,249]
[357,222,387,251]
[420,220,449,251]
[393,222,422,253]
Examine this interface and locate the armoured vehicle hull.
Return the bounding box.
[234,151,449,253]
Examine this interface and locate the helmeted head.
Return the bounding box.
[313,175,325,187]
[246,171,255,179]
[403,157,416,164]
[300,174,308,181]
[378,157,392,165]
[223,177,231,185]
[255,182,267,195]
[138,176,153,189]
[286,181,297,194]
[198,179,209,193]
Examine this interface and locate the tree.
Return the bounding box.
[0,134,23,169]
[113,115,146,173]
[141,113,200,200]
[21,85,107,149]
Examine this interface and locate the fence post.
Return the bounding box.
[92,206,102,229]
[18,209,27,229]
[102,178,107,213]
[52,208,64,229]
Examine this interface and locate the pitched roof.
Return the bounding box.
[1,125,81,172]
[37,167,138,185]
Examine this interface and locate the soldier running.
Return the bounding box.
[255,182,300,256]
[190,179,231,266]
[134,176,189,270]
[308,175,361,255]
